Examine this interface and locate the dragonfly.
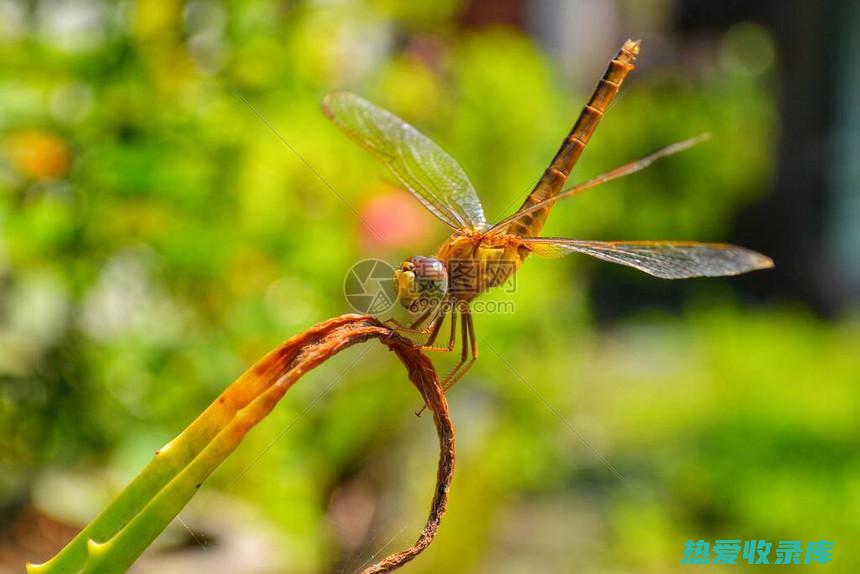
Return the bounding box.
[323,39,773,395]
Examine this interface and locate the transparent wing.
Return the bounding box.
[520,238,774,279]
[323,91,487,230]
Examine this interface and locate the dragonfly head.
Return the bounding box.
[393,256,448,310]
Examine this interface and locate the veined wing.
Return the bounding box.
[520,238,774,279]
[323,91,487,231]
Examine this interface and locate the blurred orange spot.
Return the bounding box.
[4,130,71,181]
[360,187,433,252]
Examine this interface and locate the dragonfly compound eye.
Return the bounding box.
[394,256,448,310]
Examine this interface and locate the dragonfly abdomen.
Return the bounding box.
[505,39,640,238]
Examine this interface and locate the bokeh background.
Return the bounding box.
[1,0,858,572]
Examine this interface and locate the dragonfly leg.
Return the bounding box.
[383,307,436,335]
[441,309,470,385]
[419,305,457,353]
[442,307,478,392]
[416,306,478,416]
[409,308,435,329]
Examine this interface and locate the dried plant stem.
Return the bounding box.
[27,314,454,574]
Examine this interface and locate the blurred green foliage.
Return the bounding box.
[0,1,857,572]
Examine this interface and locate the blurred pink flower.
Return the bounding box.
[359,186,434,252]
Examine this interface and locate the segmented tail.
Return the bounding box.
[503,39,640,237]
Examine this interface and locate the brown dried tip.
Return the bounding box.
[233,314,455,574]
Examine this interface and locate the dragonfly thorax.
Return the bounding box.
[394,256,448,310]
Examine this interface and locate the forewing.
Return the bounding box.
[323,91,487,230]
[521,239,774,279]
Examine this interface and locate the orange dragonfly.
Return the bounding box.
[323,39,773,393]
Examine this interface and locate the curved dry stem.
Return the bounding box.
[221,314,456,574]
[360,340,454,573]
[27,314,454,574]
